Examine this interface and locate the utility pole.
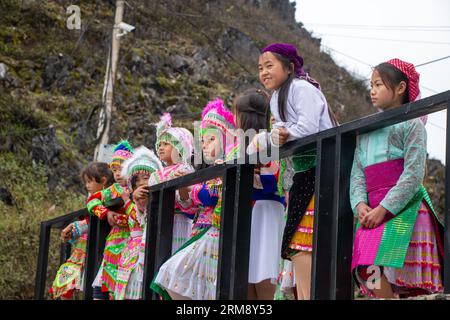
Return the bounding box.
[94,0,124,161]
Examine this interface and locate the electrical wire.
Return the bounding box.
[301,22,450,32]
[314,32,450,45]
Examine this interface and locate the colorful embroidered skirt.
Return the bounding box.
[92,225,130,297]
[274,258,296,300]
[114,232,144,300]
[172,212,193,254]
[151,227,218,300]
[352,159,443,296]
[281,167,315,259]
[50,235,87,299]
[288,196,314,254]
[355,202,443,296]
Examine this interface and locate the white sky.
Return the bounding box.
[295,0,450,163]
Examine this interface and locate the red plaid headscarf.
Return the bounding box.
[386,58,420,102]
[386,58,426,123]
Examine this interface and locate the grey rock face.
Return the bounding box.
[218,27,259,66]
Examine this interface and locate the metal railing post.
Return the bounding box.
[444,100,450,293]
[311,137,336,300]
[143,190,160,300]
[83,216,99,300]
[229,164,254,299]
[34,222,51,300]
[217,166,237,299]
[333,133,357,299]
[152,189,176,299]
[59,241,72,266]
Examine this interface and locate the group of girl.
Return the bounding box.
[49,42,444,300]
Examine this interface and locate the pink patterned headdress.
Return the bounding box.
[155,113,194,164]
[201,98,236,157]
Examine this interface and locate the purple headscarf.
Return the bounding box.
[262,43,321,90]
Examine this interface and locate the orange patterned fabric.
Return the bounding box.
[288,195,314,252]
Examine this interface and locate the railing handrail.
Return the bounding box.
[41,208,88,229]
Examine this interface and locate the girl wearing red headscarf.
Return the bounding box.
[257,43,338,299]
[350,59,444,298]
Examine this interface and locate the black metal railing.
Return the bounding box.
[34,208,88,300]
[34,199,122,300]
[35,90,450,300]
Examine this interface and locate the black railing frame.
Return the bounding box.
[34,208,88,300]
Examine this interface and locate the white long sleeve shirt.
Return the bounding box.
[270,78,334,141]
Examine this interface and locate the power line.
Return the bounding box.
[428,121,446,131]
[315,32,450,45]
[421,85,439,94]
[325,47,450,74]
[321,45,374,67]
[302,22,450,32]
[321,46,444,96]
[415,55,450,67]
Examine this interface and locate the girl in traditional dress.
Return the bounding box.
[350,59,443,298]
[114,146,163,300]
[233,88,285,300]
[257,43,337,299]
[151,98,237,300]
[88,140,134,300]
[50,162,114,299]
[150,113,197,253]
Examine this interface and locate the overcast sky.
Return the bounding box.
[295,0,450,163]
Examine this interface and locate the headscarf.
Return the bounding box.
[109,140,134,168]
[201,98,236,160]
[262,43,321,90]
[121,146,163,191]
[386,58,425,124]
[155,113,194,164]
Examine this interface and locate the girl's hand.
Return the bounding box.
[136,198,148,213]
[121,188,130,202]
[361,205,387,229]
[214,159,224,165]
[173,169,189,178]
[356,202,372,223]
[61,224,74,243]
[178,186,191,201]
[106,211,121,227]
[115,214,128,227]
[271,128,290,146]
[270,116,276,125]
[133,185,149,201]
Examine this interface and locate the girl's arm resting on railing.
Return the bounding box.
[86,191,108,220]
[274,82,322,142]
[175,188,198,219]
[68,218,89,243]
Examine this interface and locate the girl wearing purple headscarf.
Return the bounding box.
[257,43,337,300]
